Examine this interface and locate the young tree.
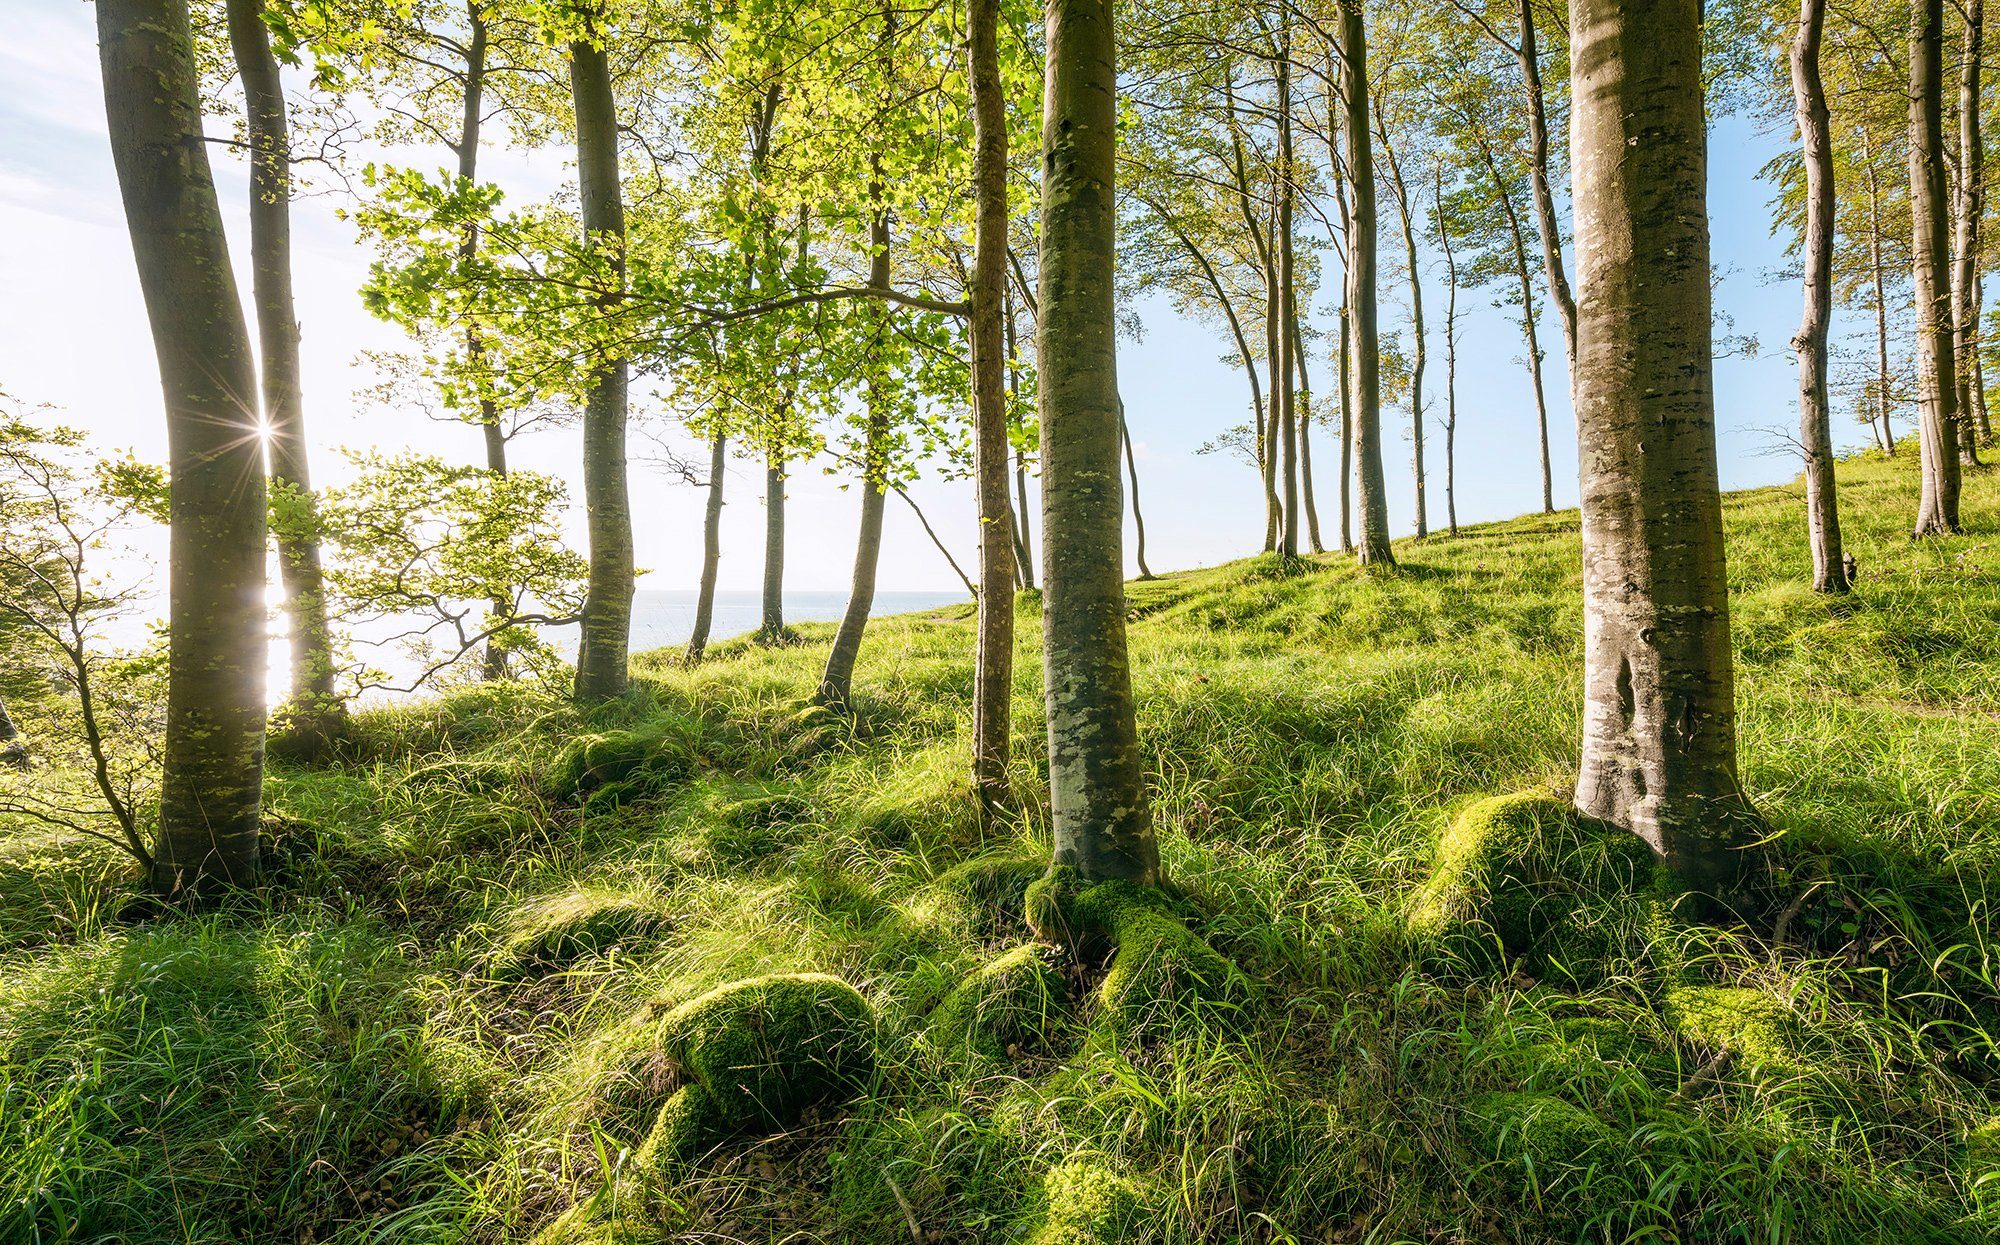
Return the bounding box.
[1570,0,1759,892]
[1911,0,1964,535]
[1341,0,1395,566]
[1040,0,1157,883]
[1791,0,1850,593]
[98,0,267,892]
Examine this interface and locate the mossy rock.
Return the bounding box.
[924,943,1068,1065]
[1028,870,1249,1036]
[1024,1157,1152,1245]
[1665,985,1800,1076]
[1407,792,1660,982]
[488,887,673,980]
[547,719,700,805]
[1462,1091,1613,1167]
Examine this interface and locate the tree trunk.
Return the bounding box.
[1276,33,1301,559]
[1291,295,1325,553]
[816,184,894,711]
[1913,0,1965,535]
[685,431,727,664]
[1120,403,1154,579]
[1377,114,1428,539]
[1571,0,1758,894]
[1482,139,1557,514]
[1792,0,1850,594]
[1341,0,1394,567]
[1223,72,1282,553]
[1517,0,1579,377]
[1007,288,1038,591]
[1327,61,1355,556]
[1861,144,1897,454]
[224,0,340,734]
[1434,162,1461,536]
[1038,0,1157,884]
[969,0,1016,801]
[0,694,27,767]
[761,453,787,638]
[1953,0,1987,464]
[569,35,634,700]
[99,0,266,893]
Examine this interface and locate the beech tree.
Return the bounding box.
[1570,0,1759,891]
[1790,0,1850,593]
[1911,0,1964,535]
[98,0,268,891]
[1341,0,1394,566]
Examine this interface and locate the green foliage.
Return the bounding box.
[1024,1157,1152,1245]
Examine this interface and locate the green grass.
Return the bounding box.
[4,451,2000,1243]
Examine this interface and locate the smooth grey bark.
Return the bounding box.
[1517,0,1579,375]
[1376,112,1428,539]
[816,184,894,711]
[1007,289,1038,592]
[1953,0,1988,462]
[1478,137,1557,514]
[1120,403,1154,579]
[1863,148,1898,454]
[1912,0,1965,535]
[224,0,339,732]
[1039,0,1157,884]
[1291,295,1325,553]
[760,454,787,638]
[1433,162,1461,536]
[1324,60,1355,556]
[1341,0,1394,566]
[685,432,727,664]
[1791,0,1849,594]
[970,0,1016,800]
[1222,73,1281,552]
[1276,34,1301,559]
[99,0,267,892]
[569,34,634,700]
[1571,0,1758,894]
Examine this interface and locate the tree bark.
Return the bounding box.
[1953,0,1987,464]
[816,183,894,711]
[99,0,266,893]
[760,452,787,638]
[1863,148,1898,455]
[1276,33,1302,559]
[1480,138,1557,514]
[1038,0,1157,884]
[1791,0,1850,594]
[1341,1,1394,567]
[224,0,340,733]
[970,0,1016,800]
[1571,0,1758,894]
[1912,0,1965,535]
[1433,162,1461,536]
[1120,402,1154,579]
[1517,0,1579,377]
[1377,113,1428,539]
[569,33,634,700]
[1291,295,1324,553]
[1007,288,1038,591]
[1223,73,1282,553]
[685,431,727,664]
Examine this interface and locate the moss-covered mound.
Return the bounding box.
[1462,1091,1612,1166]
[924,943,1068,1066]
[1028,870,1248,1036]
[1665,985,1799,1076]
[487,886,674,980]
[1024,1157,1152,1245]
[1407,791,1659,980]
[1965,1118,2000,1213]
[547,718,702,806]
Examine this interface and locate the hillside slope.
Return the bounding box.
[3,453,1999,1244]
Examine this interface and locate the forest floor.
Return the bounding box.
[5,451,2000,1244]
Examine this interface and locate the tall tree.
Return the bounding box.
[1039,0,1157,883]
[223,0,342,738]
[1791,0,1850,593]
[1341,0,1395,566]
[1911,0,1964,535]
[1432,159,1462,535]
[685,430,727,664]
[1952,0,1990,458]
[568,20,635,700]
[1570,0,1757,891]
[98,0,267,891]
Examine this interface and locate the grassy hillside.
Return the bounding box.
[4,452,2000,1244]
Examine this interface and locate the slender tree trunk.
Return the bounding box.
[1913,0,1965,535]
[1377,116,1428,539]
[969,0,1016,800]
[1007,289,1038,591]
[817,180,894,710]
[1341,0,1394,566]
[1482,140,1557,514]
[1517,0,1579,376]
[1327,60,1355,555]
[1571,0,1758,894]
[685,431,727,664]
[224,0,340,735]
[1862,146,1897,454]
[1792,0,1850,594]
[569,34,634,700]
[1224,72,1282,553]
[1155,205,1267,516]
[99,0,266,892]
[1434,162,1461,536]
[1292,296,1325,552]
[761,452,787,638]
[1120,403,1154,578]
[1039,0,1157,884]
[1953,0,1987,464]
[1277,34,1301,558]
[1262,209,1284,555]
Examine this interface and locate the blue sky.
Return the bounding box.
[0,1,1840,594]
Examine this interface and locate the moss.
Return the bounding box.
[934,852,1048,917]
[1025,1157,1151,1245]
[1965,1118,2000,1210]
[1665,985,1799,1074]
[1407,792,1659,981]
[547,719,700,805]
[525,1202,656,1245]
[657,971,876,1132]
[631,1082,720,1198]
[1029,872,1248,1036]
[924,943,1068,1065]
[487,886,673,980]
[1463,1091,1612,1166]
